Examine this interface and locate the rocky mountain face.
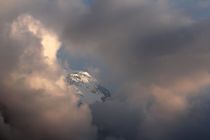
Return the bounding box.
[65,71,111,104]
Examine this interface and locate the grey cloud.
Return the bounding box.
[91,101,142,140]
[61,0,210,139]
[1,0,210,140]
[62,0,195,82]
[61,0,210,88]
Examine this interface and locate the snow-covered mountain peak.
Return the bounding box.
[65,71,111,104]
[68,71,96,84]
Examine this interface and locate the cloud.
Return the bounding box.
[59,0,210,139]
[0,14,96,140]
[1,0,210,140]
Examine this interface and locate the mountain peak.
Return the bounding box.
[65,71,111,104]
[67,71,96,84]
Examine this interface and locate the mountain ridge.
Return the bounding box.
[65,71,111,104]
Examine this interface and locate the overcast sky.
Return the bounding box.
[0,0,210,140]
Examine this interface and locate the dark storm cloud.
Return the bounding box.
[61,0,210,139]
[63,0,208,80]
[62,0,196,83]
[62,0,210,94]
[91,101,142,140]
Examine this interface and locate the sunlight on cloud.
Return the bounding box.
[9,14,71,97]
[11,14,61,66]
[150,71,210,114]
[1,14,96,140]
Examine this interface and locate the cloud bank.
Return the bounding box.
[0,13,96,140]
[1,0,210,140]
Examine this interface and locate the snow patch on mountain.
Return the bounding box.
[65,71,111,104]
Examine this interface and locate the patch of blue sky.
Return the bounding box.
[82,0,94,6]
[57,47,100,71]
[193,8,210,20]
[57,47,117,91]
[170,0,210,20]
[170,0,199,8]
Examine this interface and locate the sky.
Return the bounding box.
[1,0,210,140]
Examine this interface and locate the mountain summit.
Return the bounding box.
[65,71,111,104]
